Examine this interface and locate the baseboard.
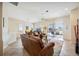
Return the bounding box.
[3,39,16,50]
[3,44,8,50]
[8,39,17,46]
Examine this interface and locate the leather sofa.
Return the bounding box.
[20,34,55,56]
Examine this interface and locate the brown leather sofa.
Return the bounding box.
[20,34,55,56]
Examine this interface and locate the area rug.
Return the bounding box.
[53,42,63,56]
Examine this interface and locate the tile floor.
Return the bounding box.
[4,36,78,56]
[4,39,29,56]
[4,38,62,56]
[60,40,78,56]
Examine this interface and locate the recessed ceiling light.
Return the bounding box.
[65,8,68,11]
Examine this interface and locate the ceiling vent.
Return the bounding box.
[10,2,19,6]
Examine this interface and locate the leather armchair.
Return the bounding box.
[20,34,55,56]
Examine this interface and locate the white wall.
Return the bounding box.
[2,2,31,49]
[0,3,3,56]
[3,3,28,21]
[70,7,79,42]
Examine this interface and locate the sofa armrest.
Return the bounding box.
[39,42,55,56]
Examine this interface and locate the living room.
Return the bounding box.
[0,2,79,56]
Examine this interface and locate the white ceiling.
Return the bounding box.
[8,2,78,23]
[18,2,79,19]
